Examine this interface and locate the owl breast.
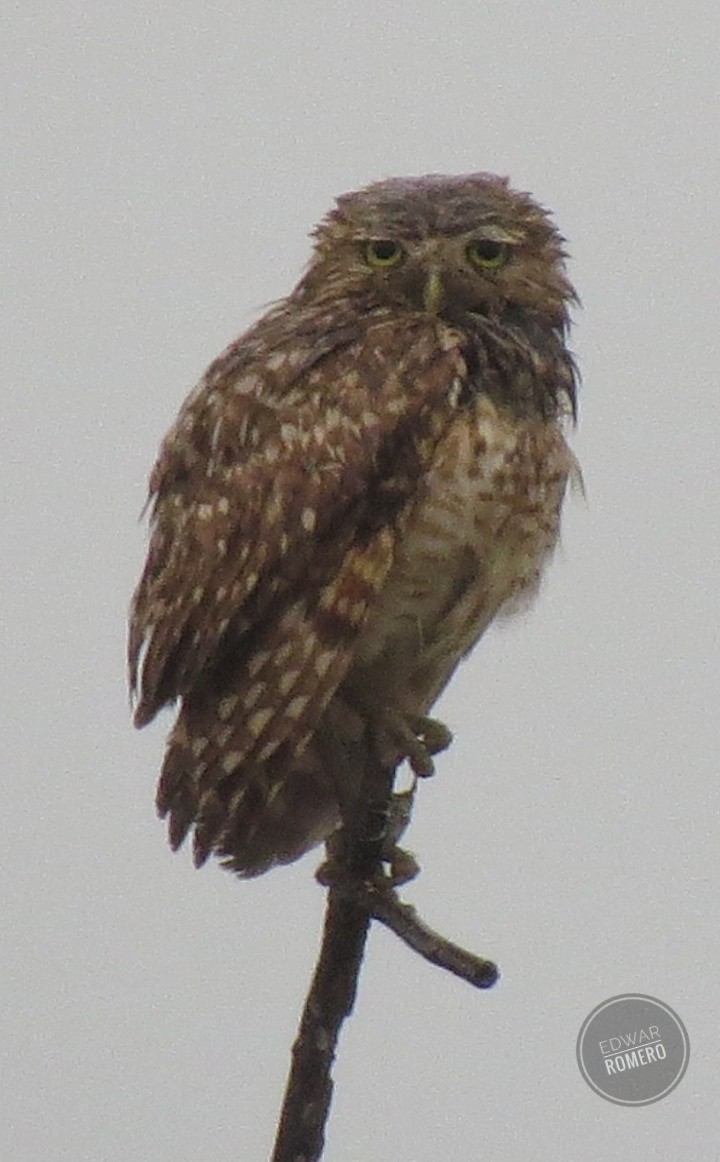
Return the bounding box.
[348,395,574,715]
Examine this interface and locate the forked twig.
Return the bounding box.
[271,749,497,1162]
[351,881,497,989]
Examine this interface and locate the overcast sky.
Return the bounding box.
[4,2,719,1159]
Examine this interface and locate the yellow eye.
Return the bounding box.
[364,239,404,268]
[466,238,508,270]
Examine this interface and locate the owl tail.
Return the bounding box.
[153,589,358,877]
[156,691,343,876]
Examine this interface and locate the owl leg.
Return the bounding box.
[317,791,420,888]
[314,708,422,886]
[382,782,421,884]
[375,710,453,778]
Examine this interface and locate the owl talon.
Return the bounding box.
[376,711,453,777]
[315,858,338,888]
[386,845,420,885]
[315,847,419,890]
[409,715,453,758]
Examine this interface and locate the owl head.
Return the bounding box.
[300,173,575,330]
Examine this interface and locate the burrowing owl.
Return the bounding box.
[129,173,578,877]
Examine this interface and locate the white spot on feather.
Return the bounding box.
[448,377,463,408]
[285,694,310,720]
[247,650,271,679]
[274,640,294,668]
[243,682,266,711]
[256,739,282,764]
[247,707,274,738]
[217,695,238,721]
[278,669,301,696]
[222,751,243,774]
[314,649,335,677]
[265,778,286,805]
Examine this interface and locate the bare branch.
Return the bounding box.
[271,743,498,1161]
[271,751,393,1162]
[345,881,498,989]
[270,888,372,1162]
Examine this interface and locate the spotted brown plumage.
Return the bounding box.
[129,173,579,876]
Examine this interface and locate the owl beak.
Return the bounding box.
[423,269,444,315]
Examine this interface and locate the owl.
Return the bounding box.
[129,173,578,878]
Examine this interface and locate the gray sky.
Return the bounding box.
[5,2,719,1159]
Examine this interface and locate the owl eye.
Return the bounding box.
[466,238,508,270]
[364,239,404,268]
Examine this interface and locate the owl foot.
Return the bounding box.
[316,844,419,890]
[385,845,421,885]
[317,780,420,888]
[376,711,453,777]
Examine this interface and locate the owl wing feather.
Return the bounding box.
[173,526,397,869]
[129,313,467,730]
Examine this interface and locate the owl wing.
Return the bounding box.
[129,314,467,729]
